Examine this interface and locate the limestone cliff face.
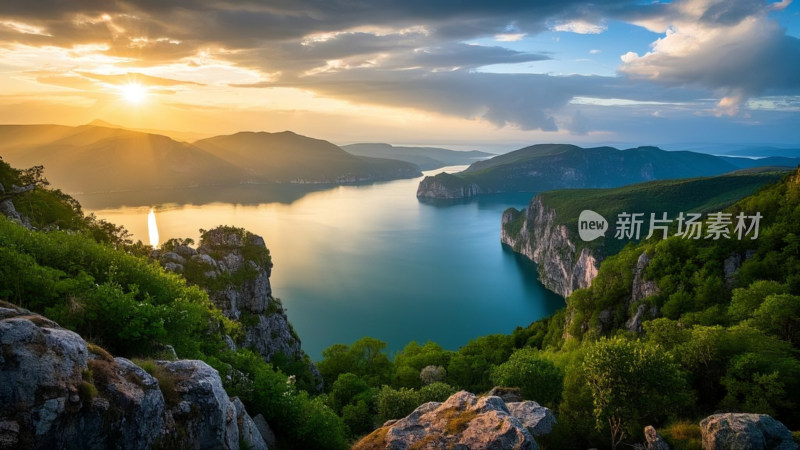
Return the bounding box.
[501,195,599,298]
[416,173,483,200]
[158,227,321,389]
[0,303,267,450]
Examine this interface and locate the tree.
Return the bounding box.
[490,348,563,406]
[729,281,788,322]
[317,338,393,389]
[583,337,687,450]
[750,294,800,346]
[419,365,446,385]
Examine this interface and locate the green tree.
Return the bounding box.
[749,294,800,346]
[729,281,788,322]
[583,337,687,450]
[490,348,563,406]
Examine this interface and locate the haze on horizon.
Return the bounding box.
[0,0,798,151]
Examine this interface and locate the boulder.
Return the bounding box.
[253,414,277,449]
[157,360,240,449]
[700,413,797,450]
[644,425,670,450]
[232,397,268,450]
[0,304,265,450]
[506,401,557,436]
[354,391,556,449]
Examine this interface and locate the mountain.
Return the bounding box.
[722,146,800,158]
[341,143,494,170]
[194,132,420,183]
[0,124,245,194]
[0,124,420,196]
[86,119,212,142]
[416,144,800,200]
[501,169,789,297]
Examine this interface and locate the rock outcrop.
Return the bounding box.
[416,172,483,200]
[353,390,556,450]
[158,227,322,389]
[700,413,797,450]
[0,303,267,450]
[501,195,599,298]
[644,425,670,450]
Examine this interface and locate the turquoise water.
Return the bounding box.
[88,167,565,359]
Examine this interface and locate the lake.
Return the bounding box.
[86,167,565,360]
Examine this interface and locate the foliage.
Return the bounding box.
[490,348,563,406]
[583,337,688,449]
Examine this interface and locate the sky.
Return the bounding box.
[0,0,799,151]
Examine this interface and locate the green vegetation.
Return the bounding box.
[0,158,347,449]
[504,169,787,257]
[433,143,795,196]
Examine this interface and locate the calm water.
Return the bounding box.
[87,167,564,360]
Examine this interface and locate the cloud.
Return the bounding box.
[76,71,204,87]
[550,20,607,34]
[619,0,800,113]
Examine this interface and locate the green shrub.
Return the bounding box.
[490,348,563,406]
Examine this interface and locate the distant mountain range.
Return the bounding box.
[0,124,420,195]
[721,146,800,158]
[417,144,800,200]
[341,143,493,170]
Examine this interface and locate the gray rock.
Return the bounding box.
[0,305,263,450]
[163,227,322,390]
[644,425,670,450]
[506,401,557,436]
[191,253,218,268]
[157,359,240,450]
[353,391,551,449]
[626,303,648,334]
[0,305,164,450]
[253,414,277,449]
[723,254,742,288]
[232,397,268,450]
[173,244,198,258]
[700,413,797,450]
[160,252,186,265]
[632,252,660,304]
[163,262,184,273]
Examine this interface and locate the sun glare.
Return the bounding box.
[148,208,159,247]
[120,83,147,104]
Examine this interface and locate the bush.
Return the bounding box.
[376,386,420,423]
[490,348,563,406]
[417,382,457,403]
[419,365,446,385]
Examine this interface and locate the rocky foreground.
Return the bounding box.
[0,303,270,450]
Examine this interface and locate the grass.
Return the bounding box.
[660,421,703,450]
[132,358,180,405]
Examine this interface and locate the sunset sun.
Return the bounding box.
[120,83,147,104]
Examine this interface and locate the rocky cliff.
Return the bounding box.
[157,227,322,389]
[501,195,599,298]
[416,172,483,200]
[0,303,268,450]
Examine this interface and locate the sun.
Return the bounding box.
[120,83,147,104]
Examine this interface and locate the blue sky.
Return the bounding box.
[0,0,798,150]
